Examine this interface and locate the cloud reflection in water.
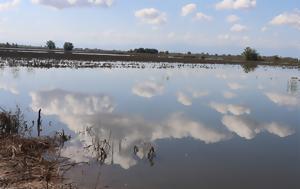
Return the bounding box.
[29,89,296,169]
[30,89,230,169]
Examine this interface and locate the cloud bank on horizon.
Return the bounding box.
[0,0,299,57]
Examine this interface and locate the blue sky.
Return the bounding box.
[0,0,299,57]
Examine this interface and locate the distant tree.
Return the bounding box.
[273,55,280,61]
[165,51,169,55]
[64,42,74,51]
[133,48,158,54]
[187,51,192,55]
[46,40,56,49]
[242,47,259,61]
[11,43,16,47]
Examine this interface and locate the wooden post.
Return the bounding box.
[37,109,41,137]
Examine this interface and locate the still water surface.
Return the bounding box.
[0,64,299,188]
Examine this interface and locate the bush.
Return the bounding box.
[46,40,56,49]
[132,48,158,54]
[242,47,259,61]
[63,42,74,51]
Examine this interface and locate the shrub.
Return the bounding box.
[132,48,158,54]
[46,40,56,49]
[242,47,259,61]
[63,42,74,51]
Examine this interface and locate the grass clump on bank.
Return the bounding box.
[0,107,75,189]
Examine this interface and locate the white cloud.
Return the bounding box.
[265,92,300,108]
[135,8,167,25]
[132,80,164,98]
[195,12,213,21]
[31,0,113,9]
[223,91,237,99]
[217,34,230,40]
[222,115,295,140]
[176,91,192,106]
[0,0,19,11]
[217,33,251,46]
[216,0,256,10]
[181,3,197,16]
[230,24,247,32]
[227,14,240,23]
[261,26,268,32]
[228,82,244,90]
[270,10,300,30]
[210,102,250,115]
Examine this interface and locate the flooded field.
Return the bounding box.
[0,63,299,189]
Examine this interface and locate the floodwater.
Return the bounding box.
[0,63,299,189]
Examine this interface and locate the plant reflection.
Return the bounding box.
[240,62,258,73]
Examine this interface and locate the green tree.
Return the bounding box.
[46,40,56,49]
[242,47,259,61]
[64,42,74,51]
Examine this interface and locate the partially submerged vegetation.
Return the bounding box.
[0,107,74,188]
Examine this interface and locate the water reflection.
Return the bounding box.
[209,102,251,115]
[29,87,297,171]
[240,62,258,73]
[222,115,294,140]
[265,92,300,108]
[0,81,19,95]
[287,77,299,95]
[176,91,192,106]
[132,80,165,98]
[30,89,233,169]
[227,82,245,90]
[222,91,237,99]
[1,64,298,189]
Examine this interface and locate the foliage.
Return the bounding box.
[63,42,74,51]
[131,48,159,54]
[242,47,260,61]
[46,40,56,49]
[0,42,18,48]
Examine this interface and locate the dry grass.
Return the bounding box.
[0,108,76,189]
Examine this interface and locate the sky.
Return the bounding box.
[0,0,299,57]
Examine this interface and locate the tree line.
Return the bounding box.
[128,48,159,54]
[46,40,74,51]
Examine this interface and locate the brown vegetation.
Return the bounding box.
[0,107,75,189]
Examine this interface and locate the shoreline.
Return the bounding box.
[0,48,299,68]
